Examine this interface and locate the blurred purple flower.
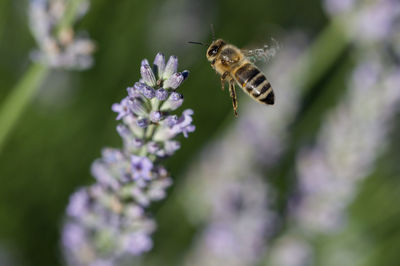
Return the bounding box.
[122,233,153,255]
[66,189,89,218]
[112,97,131,120]
[323,0,355,15]
[28,0,95,70]
[269,4,400,265]
[323,0,400,44]
[131,155,153,181]
[62,223,86,250]
[174,109,196,138]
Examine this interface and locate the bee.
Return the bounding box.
[191,38,275,116]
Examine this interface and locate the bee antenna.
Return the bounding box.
[210,24,215,40]
[188,41,204,45]
[188,41,209,47]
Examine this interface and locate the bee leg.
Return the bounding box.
[220,72,229,91]
[228,80,238,117]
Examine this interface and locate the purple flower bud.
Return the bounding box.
[170,109,195,138]
[155,150,166,157]
[112,97,131,120]
[122,233,153,255]
[147,141,160,154]
[91,161,120,190]
[163,55,178,80]
[171,92,183,101]
[153,53,165,79]
[161,92,183,111]
[62,223,87,250]
[164,140,181,156]
[179,109,195,127]
[166,115,178,127]
[131,185,150,204]
[156,88,169,101]
[132,138,144,148]
[147,178,173,200]
[150,111,162,123]
[117,124,131,139]
[67,189,89,217]
[141,59,150,66]
[102,148,124,163]
[89,184,108,200]
[157,166,168,178]
[182,124,195,138]
[142,85,156,99]
[131,155,153,181]
[183,108,194,116]
[164,72,184,89]
[124,205,144,219]
[128,98,148,116]
[140,63,156,87]
[134,82,146,93]
[137,118,149,128]
[127,86,141,98]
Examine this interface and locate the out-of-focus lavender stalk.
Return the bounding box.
[184,174,275,266]
[182,34,308,266]
[265,1,400,265]
[62,54,194,266]
[269,62,400,266]
[0,0,94,152]
[294,60,400,234]
[29,0,95,70]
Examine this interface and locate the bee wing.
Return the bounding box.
[242,39,280,63]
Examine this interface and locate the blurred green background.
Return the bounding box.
[0,0,399,266]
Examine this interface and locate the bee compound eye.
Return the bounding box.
[208,46,218,56]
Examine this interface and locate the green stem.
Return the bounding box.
[56,0,86,35]
[0,63,49,153]
[292,17,350,93]
[0,0,89,153]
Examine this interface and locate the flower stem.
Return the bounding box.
[56,0,87,35]
[293,17,350,93]
[146,124,157,140]
[0,63,49,153]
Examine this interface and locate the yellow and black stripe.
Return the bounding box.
[234,63,274,105]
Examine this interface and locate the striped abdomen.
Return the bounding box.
[233,62,274,105]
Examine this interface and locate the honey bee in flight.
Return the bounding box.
[190,38,275,116]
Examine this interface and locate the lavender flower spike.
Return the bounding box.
[62,53,194,266]
[28,0,95,70]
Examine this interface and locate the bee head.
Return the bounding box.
[206,39,225,61]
